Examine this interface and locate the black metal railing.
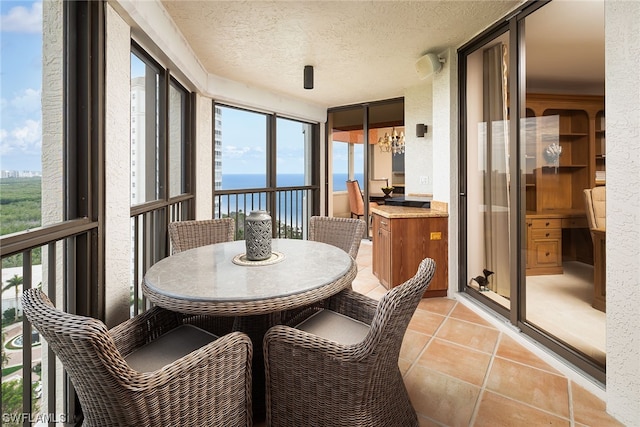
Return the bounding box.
[1,219,97,426]
[130,196,193,316]
[214,185,317,240]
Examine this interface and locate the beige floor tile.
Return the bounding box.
[417,338,492,387]
[417,297,457,316]
[398,357,413,376]
[408,309,447,336]
[486,357,570,418]
[364,285,387,301]
[435,317,500,354]
[474,390,570,427]
[448,303,496,328]
[405,365,480,427]
[400,329,432,361]
[418,414,445,427]
[495,334,561,374]
[572,382,625,427]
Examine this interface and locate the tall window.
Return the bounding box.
[130,49,162,205]
[129,44,193,316]
[213,103,318,238]
[1,1,102,421]
[168,79,189,197]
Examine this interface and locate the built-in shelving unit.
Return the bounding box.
[524,94,604,276]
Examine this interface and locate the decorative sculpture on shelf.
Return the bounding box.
[543,142,563,167]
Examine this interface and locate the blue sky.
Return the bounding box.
[0,0,42,172]
[0,1,346,175]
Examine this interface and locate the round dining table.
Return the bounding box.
[142,238,357,421]
[142,238,357,316]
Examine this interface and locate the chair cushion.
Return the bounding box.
[296,309,370,345]
[124,325,217,372]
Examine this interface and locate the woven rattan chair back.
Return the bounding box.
[22,288,253,427]
[264,258,436,427]
[168,218,235,254]
[308,216,366,259]
[368,257,436,354]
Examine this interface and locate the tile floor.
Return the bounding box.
[350,241,623,427]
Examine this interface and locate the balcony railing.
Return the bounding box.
[214,185,317,240]
[1,219,98,425]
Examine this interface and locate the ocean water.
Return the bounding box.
[217,173,364,220]
[220,173,363,191]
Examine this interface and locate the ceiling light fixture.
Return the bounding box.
[378,128,405,155]
[304,65,314,89]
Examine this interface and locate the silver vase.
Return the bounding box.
[245,210,272,261]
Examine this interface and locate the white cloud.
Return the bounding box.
[1,2,42,34]
[223,145,252,158]
[0,119,42,155]
[9,88,41,114]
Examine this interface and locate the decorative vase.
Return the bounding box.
[245,210,272,261]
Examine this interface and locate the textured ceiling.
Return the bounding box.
[160,0,604,108]
[161,0,521,107]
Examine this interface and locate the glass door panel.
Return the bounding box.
[522,0,606,368]
[464,31,512,308]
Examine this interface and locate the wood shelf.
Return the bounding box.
[524,94,603,276]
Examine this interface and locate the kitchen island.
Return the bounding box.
[371,203,449,297]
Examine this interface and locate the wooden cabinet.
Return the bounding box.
[524,94,603,276]
[373,214,392,289]
[526,217,562,275]
[372,211,448,297]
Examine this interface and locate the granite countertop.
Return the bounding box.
[371,202,449,219]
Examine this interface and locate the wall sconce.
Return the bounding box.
[304,65,314,89]
[416,123,428,138]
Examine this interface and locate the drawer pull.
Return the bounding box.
[546,252,550,256]
[545,233,550,237]
[380,221,388,226]
[545,222,550,226]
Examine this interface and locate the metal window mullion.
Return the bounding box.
[268,115,277,231]
[133,217,140,316]
[64,235,77,423]
[22,251,33,425]
[46,243,57,425]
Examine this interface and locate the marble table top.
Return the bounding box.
[142,239,356,315]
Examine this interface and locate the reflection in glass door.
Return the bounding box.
[522,1,605,369]
[462,1,606,379]
[464,31,512,308]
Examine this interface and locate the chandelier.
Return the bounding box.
[377,128,405,155]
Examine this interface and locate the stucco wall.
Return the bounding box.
[104,4,132,327]
[195,94,213,220]
[404,82,433,196]
[605,2,640,424]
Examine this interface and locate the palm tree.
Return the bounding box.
[3,274,23,322]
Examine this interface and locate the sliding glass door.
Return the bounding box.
[460,0,605,381]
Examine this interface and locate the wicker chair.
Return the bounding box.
[168,218,237,335]
[308,216,366,259]
[168,218,235,254]
[22,288,252,427]
[264,258,436,427]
